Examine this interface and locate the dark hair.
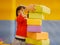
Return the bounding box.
[16,6,26,16]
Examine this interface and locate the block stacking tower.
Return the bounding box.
[26,5,50,45]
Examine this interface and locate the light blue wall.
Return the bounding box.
[42,20,60,45]
[0,20,16,44]
[0,20,60,45]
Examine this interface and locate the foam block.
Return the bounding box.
[29,5,51,14]
[26,38,40,44]
[27,32,48,40]
[29,5,50,14]
[29,13,43,19]
[40,5,51,14]
[0,41,3,44]
[29,5,42,13]
[34,5,42,13]
[27,26,41,32]
[42,39,50,45]
[26,38,50,45]
[27,19,42,26]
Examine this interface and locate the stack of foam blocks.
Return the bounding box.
[26,5,50,45]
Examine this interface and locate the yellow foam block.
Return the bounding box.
[0,41,3,44]
[27,19,42,25]
[27,32,48,40]
[0,0,16,20]
[40,5,51,14]
[26,38,37,44]
[34,5,42,13]
[29,13,44,19]
[42,39,50,45]
[29,5,42,13]
[26,38,50,45]
[29,5,50,14]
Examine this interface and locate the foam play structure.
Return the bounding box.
[26,5,51,45]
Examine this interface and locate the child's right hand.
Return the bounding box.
[27,4,36,12]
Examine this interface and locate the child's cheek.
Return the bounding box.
[18,13,20,15]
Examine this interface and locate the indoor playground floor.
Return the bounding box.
[12,39,26,45]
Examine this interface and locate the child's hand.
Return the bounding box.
[22,14,27,19]
[27,4,35,12]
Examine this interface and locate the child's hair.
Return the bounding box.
[16,6,26,16]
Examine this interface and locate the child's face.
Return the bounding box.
[18,8,25,15]
[21,8,25,12]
